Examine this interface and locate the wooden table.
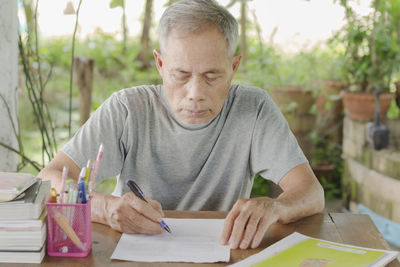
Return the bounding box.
[5,211,400,266]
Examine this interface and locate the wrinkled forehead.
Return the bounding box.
[162,24,230,56]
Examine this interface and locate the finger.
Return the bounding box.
[128,193,163,223]
[229,211,251,249]
[124,210,164,235]
[146,197,165,217]
[239,213,261,249]
[220,208,240,245]
[250,216,274,249]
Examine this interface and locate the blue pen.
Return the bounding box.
[78,167,87,204]
[125,179,171,233]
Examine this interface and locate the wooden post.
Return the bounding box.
[73,57,94,126]
[136,0,153,69]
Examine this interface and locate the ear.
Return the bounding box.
[231,54,242,75]
[153,49,163,74]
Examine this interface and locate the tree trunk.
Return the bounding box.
[240,2,247,67]
[122,0,127,55]
[0,0,19,171]
[74,57,94,126]
[136,0,153,69]
[22,0,35,46]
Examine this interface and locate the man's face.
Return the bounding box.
[154,26,241,125]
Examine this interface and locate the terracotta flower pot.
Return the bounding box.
[316,81,347,117]
[269,87,315,115]
[312,164,336,183]
[340,91,394,121]
[268,87,316,161]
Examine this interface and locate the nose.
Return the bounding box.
[186,76,206,102]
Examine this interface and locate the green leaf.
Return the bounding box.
[110,0,124,9]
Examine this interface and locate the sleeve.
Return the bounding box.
[60,92,128,182]
[250,92,308,184]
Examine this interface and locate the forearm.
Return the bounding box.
[38,168,74,192]
[91,191,116,225]
[275,180,324,224]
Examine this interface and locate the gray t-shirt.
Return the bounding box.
[61,84,307,211]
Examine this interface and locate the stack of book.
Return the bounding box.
[0,172,50,264]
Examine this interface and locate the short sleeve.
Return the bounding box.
[60,92,128,181]
[250,92,308,184]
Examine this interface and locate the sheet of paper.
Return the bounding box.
[111,218,230,263]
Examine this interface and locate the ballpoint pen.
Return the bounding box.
[125,179,171,234]
[77,167,87,204]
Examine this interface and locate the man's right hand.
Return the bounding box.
[105,193,165,234]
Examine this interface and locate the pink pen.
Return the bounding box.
[88,142,104,196]
[60,166,69,203]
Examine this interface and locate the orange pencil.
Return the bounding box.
[53,210,85,250]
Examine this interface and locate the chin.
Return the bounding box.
[177,110,214,125]
[180,115,214,125]
[183,118,210,125]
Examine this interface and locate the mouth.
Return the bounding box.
[184,109,209,116]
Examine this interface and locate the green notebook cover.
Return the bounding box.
[253,238,386,267]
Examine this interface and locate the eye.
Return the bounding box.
[173,72,190,81]
[205,75,219,82]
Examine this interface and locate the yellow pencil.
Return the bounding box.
[53,210,85,250]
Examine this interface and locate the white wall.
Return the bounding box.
[0,0,18,172]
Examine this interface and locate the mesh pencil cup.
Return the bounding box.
[46,201,92,257]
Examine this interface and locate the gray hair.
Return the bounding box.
[158,0,238,57]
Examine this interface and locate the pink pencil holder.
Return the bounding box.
[46,201,92,257]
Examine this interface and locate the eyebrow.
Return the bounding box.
[172,68,222,74]
[172,68,189,74]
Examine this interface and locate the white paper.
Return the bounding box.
[111,218,230,263]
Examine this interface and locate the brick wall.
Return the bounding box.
[342,117,400,223]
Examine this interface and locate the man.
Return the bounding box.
[38,0,324,250]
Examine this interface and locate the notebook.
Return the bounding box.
[229,232,399,267]
[0,172,37,202]
[0,180,50,219]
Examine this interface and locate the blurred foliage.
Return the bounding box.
[18,30,161,174]
[250,174,270,198]
[321,176,342,201]
[387,99,400,119]
[332,0,400,93]
[234,41,346,96]
[309,135,343,201]
[21,29,350,194]
[94,177,117,195]
[16,2,400,197]
[309,135,342,167]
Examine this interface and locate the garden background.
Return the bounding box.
[0,0,400,251]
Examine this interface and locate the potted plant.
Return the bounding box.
[266,51,319,160]
[335,0,400,121]
[309,130,343,198]
[311,45,348,144]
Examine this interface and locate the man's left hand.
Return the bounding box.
[219,197,280,249]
